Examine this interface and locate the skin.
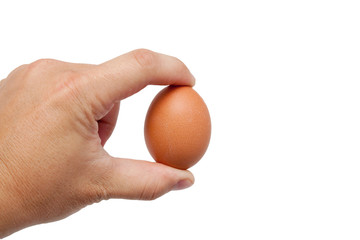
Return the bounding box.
[0,49,195,238]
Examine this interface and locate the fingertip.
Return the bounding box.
[185,169,195,184]
[190,73,196,86]
[172,169,195,191]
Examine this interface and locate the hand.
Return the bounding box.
[0,49,195,238]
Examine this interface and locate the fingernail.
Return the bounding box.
[172,179,193,191]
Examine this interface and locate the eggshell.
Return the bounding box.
[144,86,211,170]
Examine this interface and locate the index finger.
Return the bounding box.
[85,49,196,116]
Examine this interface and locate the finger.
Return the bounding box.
[97,102,120,146]
[86,49,195,115]
[101,157,194,200]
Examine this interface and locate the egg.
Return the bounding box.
[144,86,211,170]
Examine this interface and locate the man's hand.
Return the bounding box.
[0,49,195,238]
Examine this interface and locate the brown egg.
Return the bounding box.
[144,86,211,170]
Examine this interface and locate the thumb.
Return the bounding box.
[100,157,195,201]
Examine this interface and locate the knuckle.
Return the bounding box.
[148,192,160,201]
[4,64,29,83]
[131,48,156,70]
[23,59,59,83]
[28,58,57,72]
[10,64,28,75]
[139,170,174,201]
[140,186,161,201]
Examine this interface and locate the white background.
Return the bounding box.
[1,0,360,239]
